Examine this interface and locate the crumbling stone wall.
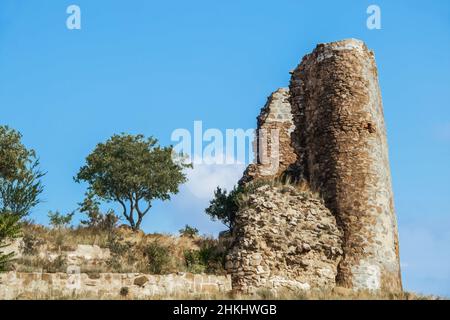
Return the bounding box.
[241,88,297,184]
[226,184,342,294]
[231,39,402,293]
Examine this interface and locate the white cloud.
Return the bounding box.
[184,160,246,199]
[140,156,247,236]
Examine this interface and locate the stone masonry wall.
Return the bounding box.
[0,272,231,299]
[289,39,401,292]
[226,184,342,294]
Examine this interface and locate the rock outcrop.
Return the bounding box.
[228,39,402,293]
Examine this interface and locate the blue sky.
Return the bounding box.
[0,0,449,296]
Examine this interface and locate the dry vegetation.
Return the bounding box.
[8,178,317,276]
[9,222,229,276]
[11,288,440,300]
[3,223,443,300]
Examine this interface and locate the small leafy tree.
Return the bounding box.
[183,238,227,274]
[0,126,45,218]
[205,185,243,232]
[143,240,171,274]
[48,210,74,229]
[179,224,199,238]
[0,213,21,271]
[0,125,44,268]
[78,191,118,231]
[75,133,191,231]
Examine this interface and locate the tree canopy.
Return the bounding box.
[0,125,44,218]
[75,133,191,231]
[0,125,44,270]
[78,191,118,231]
[205,185,243,232]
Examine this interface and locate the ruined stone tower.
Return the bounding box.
[228,39,402,293]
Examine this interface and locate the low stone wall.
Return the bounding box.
[0,272,232,299]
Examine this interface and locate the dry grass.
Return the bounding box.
[249,288,441,300]
[243,177,321,198]
[13,288,441,300]
[20,223,113,250]
[11,223,228,275]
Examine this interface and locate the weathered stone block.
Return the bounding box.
[133,275,149,287]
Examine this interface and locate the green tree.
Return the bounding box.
[48,210,74,229]
[179,224,199,238]
[205,185,242,232]
[0,213,21,271]
[78,191,118,231]
[0,126,45,218]
[75,133,191,231]
[143,240,171,274]
[0,125,44,269]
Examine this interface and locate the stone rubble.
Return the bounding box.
[226,184,342,294]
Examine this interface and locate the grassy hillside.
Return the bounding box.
[8,223,229,276]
